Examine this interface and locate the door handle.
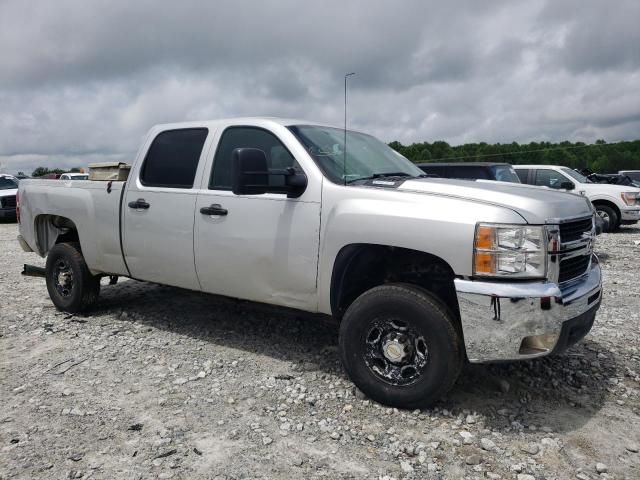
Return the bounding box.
[200,204,228,216]
[128,198,150,210]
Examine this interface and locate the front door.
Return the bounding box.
[123,128,210,290]
[194,126,321,310]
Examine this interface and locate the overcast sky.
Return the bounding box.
[1,0,639,174]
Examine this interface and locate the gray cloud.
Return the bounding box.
[1,0,639,174]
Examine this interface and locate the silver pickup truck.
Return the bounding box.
[17,117,602,408]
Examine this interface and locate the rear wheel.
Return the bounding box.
[338,284,463,409]
[46,242,100,313]
[594,205,618,232]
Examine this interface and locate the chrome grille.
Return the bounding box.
[560,217,594,243]
[548,215,595,284]
[558,255,591,283]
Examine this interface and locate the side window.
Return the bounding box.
[140,128,208,188]
[515,169,530,183]
[534,169,567,189]
[210,127,299,190]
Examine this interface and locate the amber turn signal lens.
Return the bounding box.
[475,225,495,250]
[474,252,495,274]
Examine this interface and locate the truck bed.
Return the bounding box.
[18,179,129,276]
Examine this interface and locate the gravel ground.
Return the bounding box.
[1,221,639,480]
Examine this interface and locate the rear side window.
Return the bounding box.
[515,169,530,183]
[140,128,208,188]
[210,127,299,190]
[448,166,490,180]
[418,165,447,177]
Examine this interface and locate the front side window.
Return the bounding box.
[535,169,570,189]
[140,128,208,188]
[288,125,423,184]
[561,167,591,184]
[210,127,299,190]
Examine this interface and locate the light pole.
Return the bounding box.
[344,72,355,185]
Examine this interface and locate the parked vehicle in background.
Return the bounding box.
[14,172,31,180]
[17,117,602,408]
[42,173,62,179]
[416,163,609,234]
[514,165,640,232]
[619,170,640,184]
[417,162,521,183]
[0,174,19,219]
[59,173,89,180]
[578,169,640,188]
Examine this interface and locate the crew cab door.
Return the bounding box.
[123,128,211,290]
[194,126,321,310]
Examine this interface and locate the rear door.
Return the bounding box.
[123,128,211,290]
[193,126,321,310]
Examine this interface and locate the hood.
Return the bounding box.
[398,178,593,224]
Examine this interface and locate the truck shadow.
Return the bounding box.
[95,279,617,433]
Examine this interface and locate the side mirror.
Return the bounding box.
[231,148,308,198]
[231,148,269,196]
[560,181,574,190]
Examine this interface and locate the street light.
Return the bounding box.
[344,72,355,185]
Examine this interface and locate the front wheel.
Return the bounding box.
[595,205,618,232]
[45,242,100,313]
[339,284,463,409]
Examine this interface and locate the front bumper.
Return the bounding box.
[454,255,602,363]
[620,206,640,224]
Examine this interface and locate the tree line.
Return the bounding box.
[22,139,640,177]
[388,139,640,173]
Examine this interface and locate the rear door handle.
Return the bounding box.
[128,198,150,210]
[200,204,228,216]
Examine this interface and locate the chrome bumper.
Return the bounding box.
[454,255,602,363]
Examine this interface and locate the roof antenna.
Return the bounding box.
[344,72,355,185]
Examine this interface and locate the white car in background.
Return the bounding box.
[514,165,640,232]
[59,173,89,180]
[0,174,19,220]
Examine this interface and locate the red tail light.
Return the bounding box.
[16,191,20,223]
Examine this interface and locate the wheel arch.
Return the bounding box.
[591,199,621,223]
[329,243,460,323]
[33,214,81,256]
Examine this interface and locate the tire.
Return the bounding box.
[339,284,463,409]
[594,205,618,233]
[45,242,100,313]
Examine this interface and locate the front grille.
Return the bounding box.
[1,195,16,208]
[558,255,590,283]
[560,217,593,243]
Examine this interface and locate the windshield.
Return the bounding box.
[561,167,591,184]
[0,177,18,190]
[288,125,424,184]
[491,165,521,183]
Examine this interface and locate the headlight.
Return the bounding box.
[473,223,546,278]
[621,192,640,206]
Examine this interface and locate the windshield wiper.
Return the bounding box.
[346,172,419,184]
